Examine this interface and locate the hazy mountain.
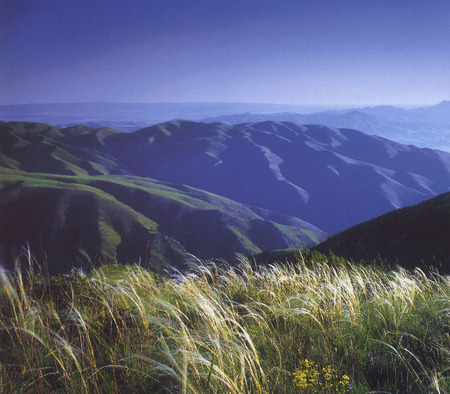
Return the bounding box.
[202,101,450,152]
[360,101,450,123]
[102,120,450,234]
[0,102,336,130]
[2,101,448,151]
[315,192,450,273]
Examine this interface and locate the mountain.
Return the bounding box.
[360,101,450,123]
[101,120,450,234]
[202,101,450,152]
[2,101,448,151]
[0,102,334,131]
[1,119,449,273]
[0,121,127,175]
[315,192,450,273]
[0,166,324,274]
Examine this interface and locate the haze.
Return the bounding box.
[1,0,449,106]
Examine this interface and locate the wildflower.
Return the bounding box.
[293,360,352,393]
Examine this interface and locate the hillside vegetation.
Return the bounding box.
[316,192,450,273]
[0,252,448,393]
[103,120,450,234]
[2,120,450,235]
[0,167,322,274]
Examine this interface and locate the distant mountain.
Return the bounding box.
[360,101,450,123]
[102,120,450,234]
[2,101,448,151]
[0,102,334,131]
[202,101,450,152]
[315,192,450,273]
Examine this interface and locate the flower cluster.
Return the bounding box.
[293,359,351,393]
[293,359,320,390]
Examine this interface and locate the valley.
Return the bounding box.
[1,118,449,274]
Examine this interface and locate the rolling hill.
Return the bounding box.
[1,119,449,273]
[2,120,450,235]
[0,121,127,175]
[315,192,450,273]
[102,120,450,234]
[0,167,323,274]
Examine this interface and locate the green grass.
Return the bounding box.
[0,169,324,269]
[0,252,449,393]
[228,226,262,254]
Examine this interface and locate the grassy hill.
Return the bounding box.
[0,167,323,273]
[2,119,450,275]
[0,121,126,176]
[0,168,186,274]
[2,120,450,236]
[315,192,450,273]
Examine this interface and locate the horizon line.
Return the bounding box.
[0,100,448,108]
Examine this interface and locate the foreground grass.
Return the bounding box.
[0,252,449,393]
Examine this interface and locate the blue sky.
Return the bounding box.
[1,0,449,105]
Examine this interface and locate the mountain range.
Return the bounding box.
[0,121,327,273]
[1,119,449,273]
[101,120,450,234]
[202,101,450,152]
[1,101,448,151]
[0,102,332,132]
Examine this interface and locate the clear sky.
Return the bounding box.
[1,0,449,106]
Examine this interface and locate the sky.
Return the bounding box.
[1,0,449,106]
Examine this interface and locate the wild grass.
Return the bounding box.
[0,251,449,393]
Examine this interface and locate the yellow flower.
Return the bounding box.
[293,360,352,392]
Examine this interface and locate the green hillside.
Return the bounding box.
[315,192,450,273]
[0,121,126,176]
[0,167,324,273]
[0,168,186,273]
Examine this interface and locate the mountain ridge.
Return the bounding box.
[1,119,449,273]
[2,120,449,235]
[315,191,450,273]
[2,101,449,150]
[98,120,450,234]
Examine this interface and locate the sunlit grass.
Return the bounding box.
[0,251,449,392]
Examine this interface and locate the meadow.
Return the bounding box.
[0,251,449,393]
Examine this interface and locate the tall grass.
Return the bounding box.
[0,252,449,392]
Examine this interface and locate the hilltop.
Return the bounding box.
[316,191,450,272]
[1,119,449,273]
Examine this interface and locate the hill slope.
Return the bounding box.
[0,168,323,273]
[102,120,450,234]
[2,120,450,235]
[0,121,127,175]
[315,192,450,272]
